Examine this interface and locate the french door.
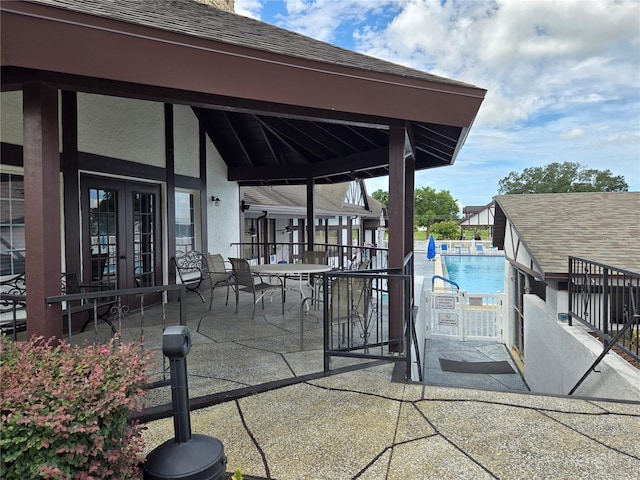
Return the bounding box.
[81,176,162,297]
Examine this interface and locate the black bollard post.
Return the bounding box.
[144,326,227,480]
[166,325,192,444]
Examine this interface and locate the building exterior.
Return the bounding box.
[459,201,496,238]
[241,180,384,261]
[493,192,640,399]
[1,0,484,340]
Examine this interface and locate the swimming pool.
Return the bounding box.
[442,255,505,293]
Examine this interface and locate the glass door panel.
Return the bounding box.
[88,188,118,287]
[133,191,156,288]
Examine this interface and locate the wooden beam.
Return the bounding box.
[23,83,63,339]
[306,177,315,251]
[199,123,208,251]
[387,125,406,352]
[228,147,388,182]
[165,104,177,288]
[405,153,416,284]
[61,91,80,277]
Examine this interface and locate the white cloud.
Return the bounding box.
[561,128,585,140]
[234,0,263,19]
[244,0,640,204]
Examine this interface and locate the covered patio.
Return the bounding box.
[1,0,485,346]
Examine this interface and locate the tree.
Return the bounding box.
[498,161,628,194]
[414,186,459,230]
[371,187,459,231]
[371,189,388,206]
[429,220,460,240]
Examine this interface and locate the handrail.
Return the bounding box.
[230,241,389,270]
[46,284,187,346]
[432,275,460,291]
[568,256,639,373]
[569,312,640,395]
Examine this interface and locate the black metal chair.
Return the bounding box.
[228,258,284,318]
[173,251,209,302]
[205,253,233,310]
[61,273,117,335]
[329,274,373,348]
[0,273,27,340]
[302,250,328,302]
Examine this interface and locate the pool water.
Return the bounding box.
[442,255,505,293]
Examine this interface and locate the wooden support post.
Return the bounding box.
[306,176,315,251]
[24,83,63,339]
[388,125,406,352]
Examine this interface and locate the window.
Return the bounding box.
[175,191,196,253]
[0,173,25,275]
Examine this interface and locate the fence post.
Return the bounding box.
[603,267,609,336]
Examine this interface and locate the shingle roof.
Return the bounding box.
[4,0,486,185]
[29,0,477,89]
[495,192,640,276]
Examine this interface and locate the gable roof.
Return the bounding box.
[243,182,382,219]
[495,192,640,277]
[28,0,472,88]
[460,201,495,227]
[1,0,486,185]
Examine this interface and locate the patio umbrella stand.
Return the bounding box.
[144,326,227,480]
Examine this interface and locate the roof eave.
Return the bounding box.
[0,2,485,128]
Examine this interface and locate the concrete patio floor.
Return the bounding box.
[118,283,640,479]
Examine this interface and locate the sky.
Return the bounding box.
[234,0,640,208]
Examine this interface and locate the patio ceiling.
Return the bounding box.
[1,0,486,186]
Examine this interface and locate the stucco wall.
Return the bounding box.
[1,91,23,146]
[502,263,516,350]
[524,294,640,401]
[3,89,241,271]
[206,136,239,258]
[173,104,200,177]
[78,94,164,166]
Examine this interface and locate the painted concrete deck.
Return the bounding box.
[111,273,640,479]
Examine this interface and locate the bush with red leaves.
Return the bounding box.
[1,336,152,479]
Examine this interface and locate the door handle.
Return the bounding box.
[119,254,127,259]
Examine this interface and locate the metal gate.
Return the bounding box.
[426,290,503,341]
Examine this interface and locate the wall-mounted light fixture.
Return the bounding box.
[211,196,221,206]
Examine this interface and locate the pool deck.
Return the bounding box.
[136,253,638,478]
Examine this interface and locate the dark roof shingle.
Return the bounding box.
[30,0,478,89]
[496,192,640,276]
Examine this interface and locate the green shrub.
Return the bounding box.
[1,336,152,479]
[429,220,461,240]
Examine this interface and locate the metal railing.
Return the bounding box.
[321,252,418,380]
[45,284,188,345]
[230,241,388,270]
[431,275,460,292]
[414,239,502,256]
[568,257,639,392]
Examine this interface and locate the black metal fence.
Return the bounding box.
[45,284,187,345]
[568,256,639,365]
[321,252,419,380]
[230,241,388,271]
